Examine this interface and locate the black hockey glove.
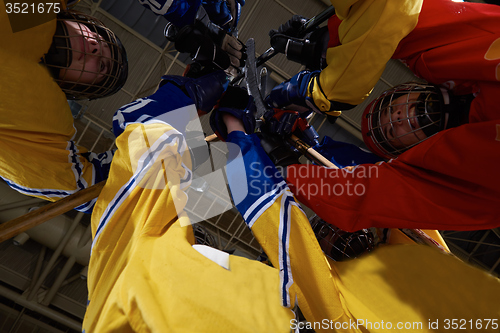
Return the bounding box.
[203,0,245,35]
[159,70,229,115]
[263,108,306,136]
[256,132,301,179]
[262,108,320,147]
[165,20,245,74]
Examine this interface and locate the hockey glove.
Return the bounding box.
[265,70,320,113]
[203,0,245,34]
[166,21,245,75]
[269,15,328,70]
[256,132,301,178]
[269,15,308,40]
[195,4,246,73]
[210,86,256,141]
[160,70,229,115]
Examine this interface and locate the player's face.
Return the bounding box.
[379,93,427,149]
[59,20,112,84]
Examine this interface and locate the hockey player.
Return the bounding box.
[82,71,295,332]
[263,0,500,232]
[1,0,246,213]
[139,0,244,34]
[0,3,128,213]
[80,70,500,332]
[209,99,500,333]
[140,0,246,75]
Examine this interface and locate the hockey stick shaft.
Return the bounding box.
[0,181,106,243]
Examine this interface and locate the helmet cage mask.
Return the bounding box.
[310,216,375,261]
[363,83,447,159]
[193,224,218,248]
[43,10,128,100]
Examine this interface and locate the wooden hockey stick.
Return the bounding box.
[288,134,338,169]
[0,181,106,243]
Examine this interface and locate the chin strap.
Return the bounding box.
[42,20,71,78]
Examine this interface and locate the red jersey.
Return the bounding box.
[287,0,500,231]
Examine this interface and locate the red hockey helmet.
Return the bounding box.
[361,83,449,159]
[310,216,375,261]
[43,10,128,100]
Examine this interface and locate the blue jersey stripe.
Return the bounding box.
[279,194,294,308]
[1,176,74,197]
[92,129,188,250]
[244,181,288,228]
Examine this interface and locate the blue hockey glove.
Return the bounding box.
[160,70,229,115]
[265,70,320,113]
[262,109,319,147]
[270,15,308,39]
[210,86,256,141]
[196,3,246,72]
[269,15,308,55]
[203,0,245,34]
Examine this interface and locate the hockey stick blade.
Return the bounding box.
[245,38,268,119]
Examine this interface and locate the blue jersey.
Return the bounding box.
[138,0,241,29]
[138,0,202,26]
[314,136,382,168]
[224,130,500,331]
